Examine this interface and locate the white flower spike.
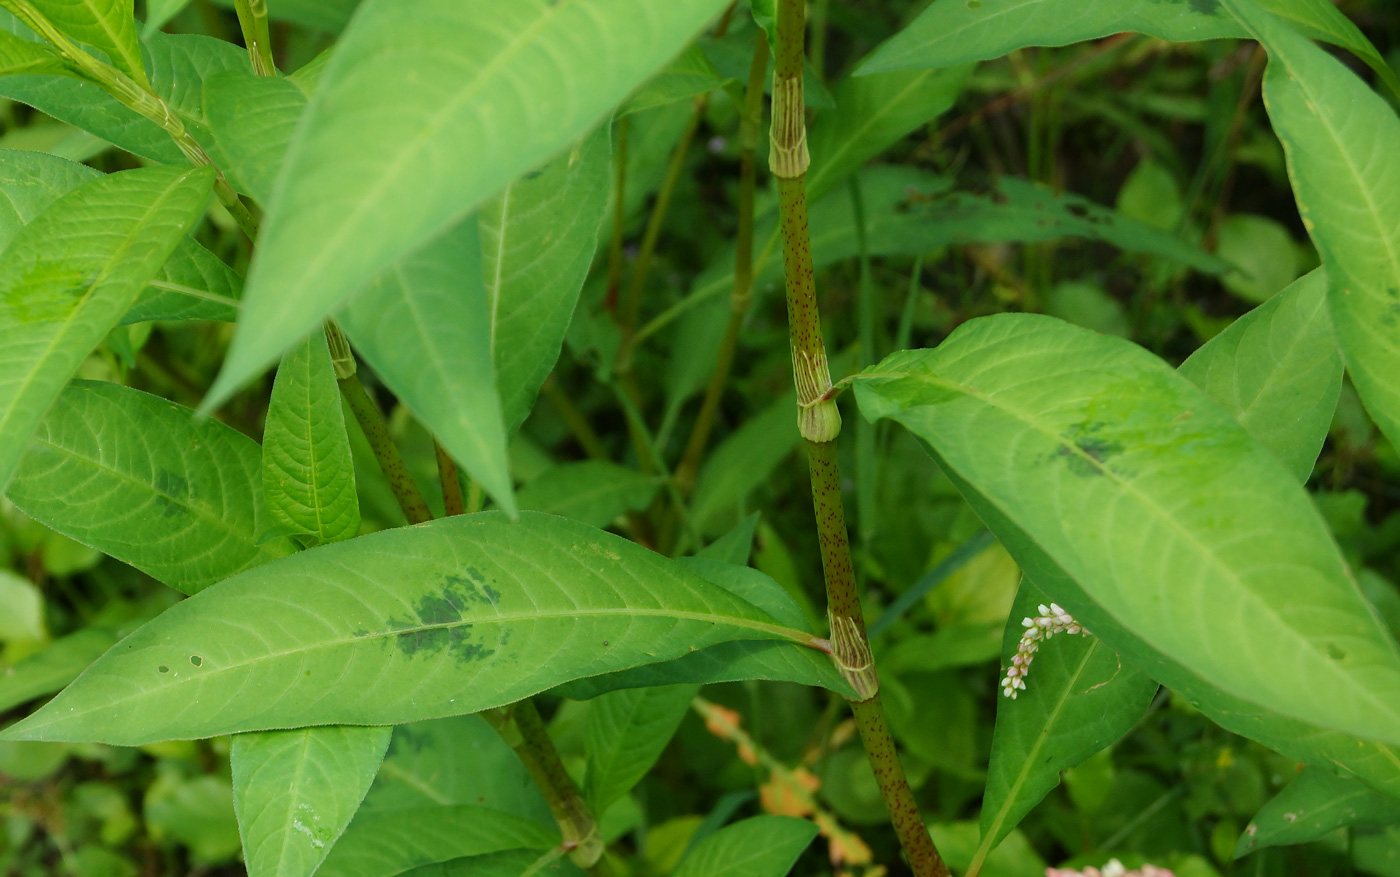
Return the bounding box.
[1001,602,1091,699]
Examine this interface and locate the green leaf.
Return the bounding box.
[856,0,1399,101]
[671,816,818,877]
[25,0,147,84]
[203,68,307,204]
[1179,269,1342,483]
[695,511,761,565]
[0,568,43,641]
[555,559,853,699]
[1,512,812,744]
[209,0,733,408]
[1219,0,1400,463]
[143,0,190,36]
[852,314,1400,746]
[482,127,611,434]
[978,579,1158,853]
[7,381,298,593]
[337,217,515,515]
[0,627,118,712]
[621,43,727,116]
[144,772,240,865]
[397,851,581,877]
[263,329,361,545]
[691,393,799,535]
[584,683,698,815]
[0,149,242,325]
[1236,767,1400,856]
[0,24,65,74]
[316,807,557,877]
[231,726,392,877]
[0,163,215,491]
[517,462,658,529]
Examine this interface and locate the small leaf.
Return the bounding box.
[695,511,761,566]
[263,329,361,545]
[204,68,308,204]
[337,216,515,515]
[316,807,557,877]
[671,815,818,877]
[584,684,698,815]
[853,314,1400,746]
[1179,268,1342,483]
[0,163,215,491]
[691,393,800,535]
[1219,0,1400,460]
[231,726,392,877]
[0,25,66,75]
[25,0,147,84]
[7,381,297,593]
[143,0,191,36]
[518,461,658,529]
[1236,767,1400,856]
[209,0,733,407]
[621,43,727,116]
[1,513,812,745]
[978,579,1158,852]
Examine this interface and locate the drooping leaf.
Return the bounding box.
[517,461,658,530]
[7,381,298,593]
[1179,268,1342,483]
[1219,0,1400,460]
[337,216,515,515]
[1236,766,1400,857]
[857,0,1400,101]
[23,0,147,83]
[584,683,698,815]
[978,579,1158,852]
[208,0,733,408]
[0,163,214,491]
[481,127,611,434]
[231,727,391,877]
[1,513,813,745]
[852,314,1400,746]
[315,807,557,877]
[263,329,361,545]
[204,68,307,204]
[670,815,819,877]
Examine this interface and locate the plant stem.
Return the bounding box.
[481,703,604,871]
[233,0,277,76]
[435,440,464,517]
[541,375,609,461]
[770,3,947,874]
[674,31,769,496]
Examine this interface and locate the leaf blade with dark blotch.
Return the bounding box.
[671,816,819,877]
[231,726,392,877]
[517,461,658,530]
[555,558,853,700]
[7,381,297,593]
[338,216,515,515]
[204,68,308,205]
[263,330,361,545]
[1179,268,1341,483]
[584,684,699,815]
[0,513,811,745]
[0,164,216,491]
[316,806,557,877]
[1220,0,1400,460]
[856,0,1392,94]
[0,149,242,325]
[979,579,1158,851]
[208,0,732,408]
[481,127,611,434]
[852,314,1400,746]
[1235,767,1400,856]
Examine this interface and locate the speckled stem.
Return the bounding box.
[773,2,947,875]
[434,441,464,518]
[337,373,432,525]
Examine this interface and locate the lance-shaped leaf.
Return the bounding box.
[6,381,297,593]
[19,0,147,83]
[482,127,610,434]
[231,726,392,877]
[318,811,557,877]
[1219,0,1400,461]
[263,330,360,545]
[0,513,815,745]
[852,314,1400,746]
[857,0,1399,101]
[0,163,215,491]
[584,683,698,815]
[0,149,243,326]
[1179,269,1341,483]
[0,24,64,74]
[337,217,515,515]
[671,816,818,877]
[207,0,733,408]
[1236,767,1400,856]
[518,461,659,530]
[978,579,1157,854]
[204,69,308,205]
[397,850,581,877]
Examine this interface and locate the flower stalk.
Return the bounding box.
[770,2,947,873]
